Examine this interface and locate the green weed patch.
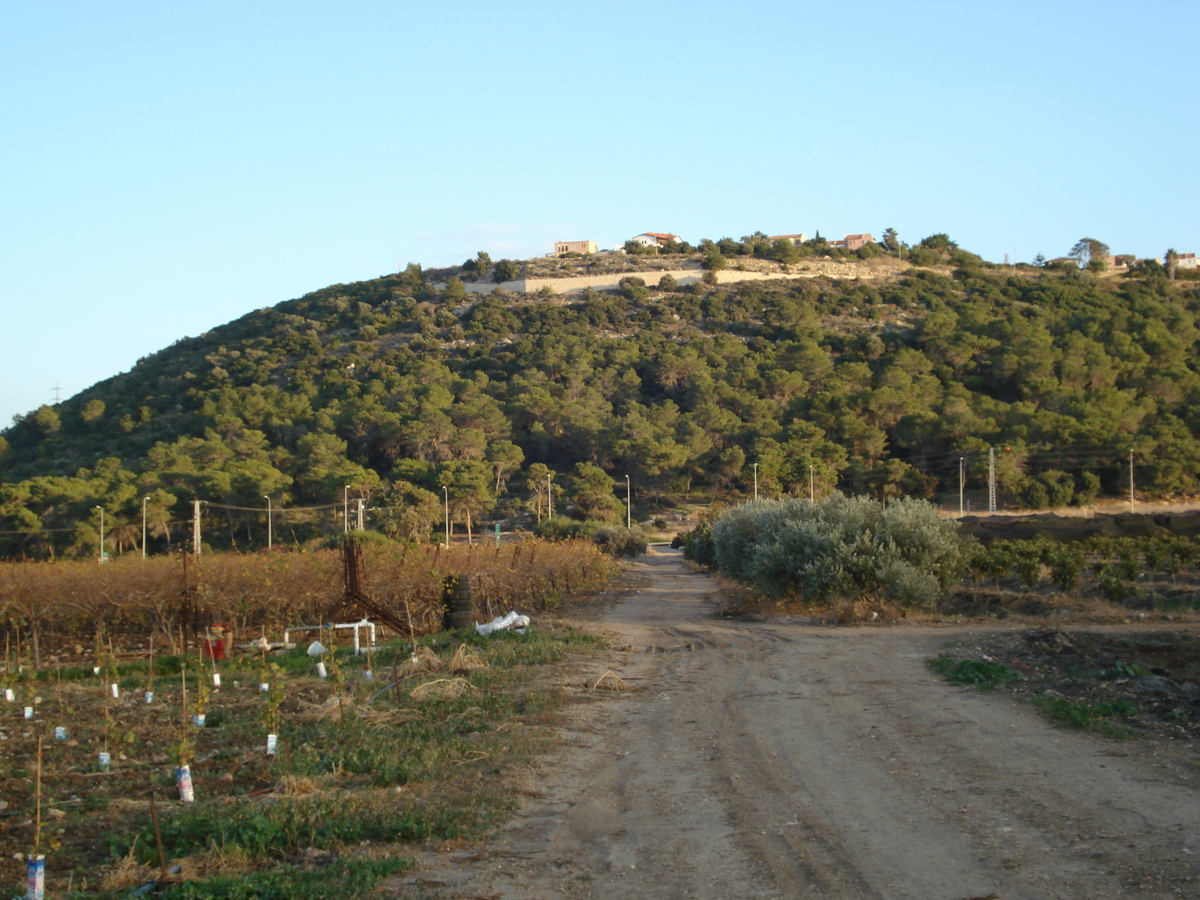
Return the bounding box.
[927,655,1017,689]
[1031,695,1140,739]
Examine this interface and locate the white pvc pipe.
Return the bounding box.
[284,618,376,654]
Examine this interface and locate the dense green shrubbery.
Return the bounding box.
[590,524,649,558]
[700,494,967,608]
[533,516,647,557]
[533,516,593,541]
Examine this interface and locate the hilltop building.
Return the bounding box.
[554,240,597,256]
[769,233,808,245]
[828,233,875,251]
[629,232,683,248]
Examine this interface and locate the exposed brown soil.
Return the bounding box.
[389,547,1200,899]
[932,628,1200,744]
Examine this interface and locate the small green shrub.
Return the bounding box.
[1099,660,1146,679]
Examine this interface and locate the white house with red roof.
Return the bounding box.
[629,232,683,248]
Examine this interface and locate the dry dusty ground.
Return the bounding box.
[390,547,1200,900]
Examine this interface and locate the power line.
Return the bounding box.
[204,502,341,513]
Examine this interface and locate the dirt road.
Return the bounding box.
[392,547,1200,899]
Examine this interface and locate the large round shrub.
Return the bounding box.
[709,494,967,608]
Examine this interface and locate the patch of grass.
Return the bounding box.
[146,856,414,900]
[519,686,566,716]
[276,694,522,786]
[927,656,1017,690]
[461,627,600,668]
[128,790,496,866]
[1032,694,1140,739]
[1155,593,1200,611]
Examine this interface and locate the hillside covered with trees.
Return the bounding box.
[2,234,1199,559]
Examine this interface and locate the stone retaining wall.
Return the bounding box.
[457,260,904,296]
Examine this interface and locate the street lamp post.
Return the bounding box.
[264,496,273,549]
[343,486,349,533]
[625,475,631,529]
[142,496,149,559]
[547,473,553,519]
[94,506,104,563]
[753,463,758,501]
[442,486,450,548]
[809,465,815,502]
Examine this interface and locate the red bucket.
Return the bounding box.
[202,624,231,660]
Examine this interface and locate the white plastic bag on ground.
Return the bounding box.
[475,611,531,637]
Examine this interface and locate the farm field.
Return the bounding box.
[0,539,617,898]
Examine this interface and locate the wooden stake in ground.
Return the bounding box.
[102,662,112,758]
[149,795,168,881]
[146,643,155,702]
[33,735,43,855]
[209,630,221,688]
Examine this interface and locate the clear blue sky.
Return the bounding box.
[2,1,1196,429]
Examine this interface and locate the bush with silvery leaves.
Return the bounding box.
[710,494,966,608]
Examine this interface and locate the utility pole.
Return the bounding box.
[1129,450,1135,512]
[753,463,758,501]
[343,486,349,533]
[192,500,202,556]
[625,475,631,529]
[357,497,364,531]
[547,473,553,519]
[442,486,450,548]
[988,448,997,514]
[809,465,815,502]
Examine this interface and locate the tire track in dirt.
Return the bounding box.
[391,547,1200,899]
